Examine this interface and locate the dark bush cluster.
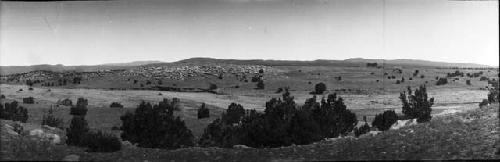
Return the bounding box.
[42,108,64,129]
[121,100,194,149]
[70,98,88,116]
[81,130,122,152]
[0,101,28,123]
[447,70,464,78]
[66,97,121,152]
[22,97,35,104]
[436,78,448,85]
[488,79,499,103]
[199,89,358,148]
[372,110,398,131]
[354,122,370,137]
[110,102,124,108]
[466,80,471,85]
[400,85,434,123]
[311,82,327,94]
[197,103,210,119]
[366,63,378,67]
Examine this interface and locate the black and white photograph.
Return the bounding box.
[0,0,498,161]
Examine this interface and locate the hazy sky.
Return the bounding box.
[0,0,498,66]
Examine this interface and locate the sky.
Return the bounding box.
[0,0,498,66]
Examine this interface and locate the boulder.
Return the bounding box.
[390,119,418,130]
[28,128,61,144]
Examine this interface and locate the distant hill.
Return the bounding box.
[343,58,491,67]
[1,57,493,75]
[99,61,166,67]
[173,57,493,68]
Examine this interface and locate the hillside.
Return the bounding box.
[2,57,494,75]
[2,103,498,161]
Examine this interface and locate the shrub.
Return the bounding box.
[223,103,245,124]
[81,130,121,152]
[70,98,88,116]
[466,80,471,85]
[1,95,5,99]
[28,87,34,91]
[23,97,35,104]
[488,79,499,103]
[395,80,401,84]
[198,103,210,119]
[354,122,371,137]
[480,76,489,81]
[0,101,28,123]
[275,87,283,93]
[59,98,73,106]
[314,82,327,94]
[400,85,434,123]
[42,108,64,129]
[251,75,261,82]
[120,100,194,149]
[436,78,448,85]
[66,116,90,146]
[256,80,265,89]
[479,99,489,107]
[110,102,124,108]
[372,110,398,131]
[209,83,218,90]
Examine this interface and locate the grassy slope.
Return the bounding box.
[2,103,498,161]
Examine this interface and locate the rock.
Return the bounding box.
[121,140,137,148]
[359,131,382,138]
[28,128,61,144]
[62,154,80,161]
[390,119,418,130]
[233,145,251,149]
[4,124,20,136]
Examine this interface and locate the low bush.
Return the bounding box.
[109,102,124,108]
[81,130,121,152]
[372,110,398,131]
[198,103,210,119]
[42,109,64,129]
[23,97,35,104]
[354,122,371,137]
[313,82,327,94]
[0,101,28,123]
[70,98,88,116]
[466,80,471,85]
[479,99,489,108]
[436,78,448,85]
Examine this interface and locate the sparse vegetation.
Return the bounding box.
[41,108,64,129]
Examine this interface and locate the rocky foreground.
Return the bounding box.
[1,104,499,161]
